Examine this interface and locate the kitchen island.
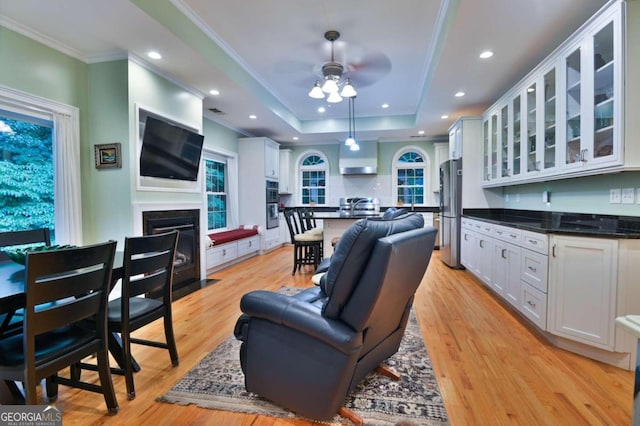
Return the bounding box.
[314,212,383,257]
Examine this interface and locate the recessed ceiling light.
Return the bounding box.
[418,130,425,135]
[479,50,494,59]
[292,136,299,141]
[381,103,389,109]
[209,89,220,96]
[455,91,465,97]
[318,107,326,113]
[147,51,162,60]
[441,115,449,119]
[249,114,257,120]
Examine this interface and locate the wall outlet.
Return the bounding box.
[622,188,635,204]
[610,188,621,204]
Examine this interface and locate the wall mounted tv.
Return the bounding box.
[139,116,205,182]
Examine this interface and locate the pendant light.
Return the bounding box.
[345,96,359,151]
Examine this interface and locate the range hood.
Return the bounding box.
[339,140,378,175]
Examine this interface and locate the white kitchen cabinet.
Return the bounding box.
[481,1,624,187]
[238,137,280,251]
[460,222,477,274]
[448,124,461,159]
[278,149,292,194]
[279,212,290,244]
[548,235,618,349]
[433,142,448,194]
[461,218,493,286]
[264,139,279,179]
[492,226,522,307]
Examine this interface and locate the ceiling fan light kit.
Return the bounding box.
[308,30,357,103]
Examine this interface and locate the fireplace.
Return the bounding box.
[142,209,200,298]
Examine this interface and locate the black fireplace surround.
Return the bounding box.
[142,209,201,299]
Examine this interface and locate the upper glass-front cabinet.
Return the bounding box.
[592,21,615,161]
[481,1,622,187]
[512,95,522,177]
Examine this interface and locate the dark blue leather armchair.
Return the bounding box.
[234,213,437,423]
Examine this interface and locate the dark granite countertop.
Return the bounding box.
[463,209,640,238]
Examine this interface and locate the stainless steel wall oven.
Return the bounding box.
[266,180,279,229]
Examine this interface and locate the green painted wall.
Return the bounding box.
[0,27,87,110]
[503,171,640,216]
[203,117,239,153]
[85,60,130,244]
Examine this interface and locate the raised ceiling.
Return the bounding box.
[0,0,609,145]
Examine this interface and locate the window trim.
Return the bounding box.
[202,146,238,232]
[391,146,430,207]
[297,150,329,206]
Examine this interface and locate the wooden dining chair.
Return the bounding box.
[78,230,179,400]
[0,228,52,338]
[284,209,322,275]
[0,241,119,414]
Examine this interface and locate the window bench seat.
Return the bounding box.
[206,226,260,272]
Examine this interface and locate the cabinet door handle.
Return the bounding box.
[222,249,226,256]
[496,230,503,235]
[249,241,252,247]
[479,240,485,248]
[528,239,538,245]
[552,244,556,257]
[501,248,507,259]
[528,265,537,273]
[527,300,536,308]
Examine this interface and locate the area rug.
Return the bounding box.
[158,287,449,425]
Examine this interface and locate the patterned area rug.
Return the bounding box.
[158,288,449,425]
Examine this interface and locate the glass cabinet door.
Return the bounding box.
[491,113,498,179]
[565,46,582,165]
[512,95,521,177]
[482,119,490,181]
[500,105,509,178]
[543,68,557,170]
[593,21,614,159]
[526,83,538,172]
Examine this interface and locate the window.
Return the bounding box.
[205,158,227,231]
[393,148,429,206]
[299,153,327,205]
[0,111,54,236]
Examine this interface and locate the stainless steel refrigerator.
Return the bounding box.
[439,159,463,268]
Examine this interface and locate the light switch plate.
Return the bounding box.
[622,188,635,204]
[610,188,621,204]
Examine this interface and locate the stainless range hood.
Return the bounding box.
[339,140,378,175]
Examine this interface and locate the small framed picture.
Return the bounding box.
[94,143,122,169]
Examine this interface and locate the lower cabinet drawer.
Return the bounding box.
[520,281,547,330]
[207,243,238,268]
[238,236,260,256]
[521,248,548,292]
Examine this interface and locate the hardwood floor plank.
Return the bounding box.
[1,247,633,425]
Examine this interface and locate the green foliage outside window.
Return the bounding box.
[205,159,227,230]
[0,116,54,234]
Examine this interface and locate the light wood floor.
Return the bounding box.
[1,246,633,425]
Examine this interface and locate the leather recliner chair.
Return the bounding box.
[234,213,437,423]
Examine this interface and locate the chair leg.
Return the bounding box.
[70,362,81,381]
[163,313,179,366]
[121,331,135,400]
[45,375,59,401]
[96,346,119,415]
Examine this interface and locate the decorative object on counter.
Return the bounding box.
[3,244,75,265]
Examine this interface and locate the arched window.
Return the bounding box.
[298,152,328,205]
[392,147,430,206]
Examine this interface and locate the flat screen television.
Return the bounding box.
[139,116,205,181]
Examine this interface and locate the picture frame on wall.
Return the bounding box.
[94,143,121,169]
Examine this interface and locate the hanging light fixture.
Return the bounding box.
[345,96,359,151]
[308,31,357,103]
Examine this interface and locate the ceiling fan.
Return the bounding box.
[307,30,391,103]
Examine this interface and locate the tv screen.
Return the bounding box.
[139,116,205,181]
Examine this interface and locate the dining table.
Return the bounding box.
[0,251,141,372]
